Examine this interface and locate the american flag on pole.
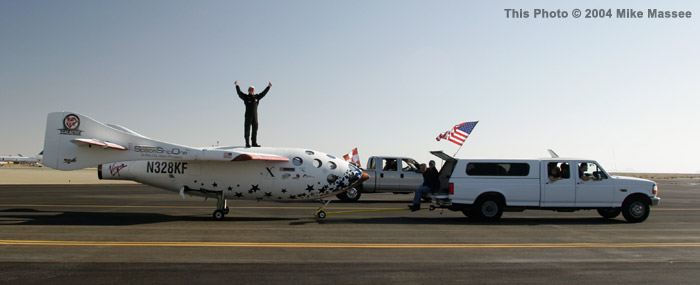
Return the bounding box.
[343,148,361,167]
[436,121,479,146]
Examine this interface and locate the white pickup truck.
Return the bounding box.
[336,156,423,202]
[430,151,660,223]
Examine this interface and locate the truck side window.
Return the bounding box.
[560,163,570,179]
[548,162,570,182]
[466,163,530,176]
[367,158,375,170]
[383,159,397,171]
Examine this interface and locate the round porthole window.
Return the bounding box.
[293,157,303,166]
[327,154,336,159]
[305,150,315,155]
[313,159,322,168]
[328,161,337,170]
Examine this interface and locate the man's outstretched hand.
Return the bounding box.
[268,82,272,87]
[235,80,239,86]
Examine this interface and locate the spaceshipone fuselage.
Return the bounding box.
[43,112,369,219]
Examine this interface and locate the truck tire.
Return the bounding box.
[597,208,621,219]
[621,196,650,223]
[336,187,361,202]
[472,196,503,222]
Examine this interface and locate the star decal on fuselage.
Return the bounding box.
[249,184,260,194]
[234,192,243,198]
[306,185,314,192]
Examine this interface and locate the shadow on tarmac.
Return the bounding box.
[292,216,627,226]
[0,208,627,227]
[0,209,298,226]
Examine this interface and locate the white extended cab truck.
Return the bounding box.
[336,156,423,202]
[430,151,660,223]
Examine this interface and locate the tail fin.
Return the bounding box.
[43,112,197,170]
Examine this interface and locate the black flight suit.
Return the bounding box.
[237,85,270,147]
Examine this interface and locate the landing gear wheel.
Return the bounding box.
[429,205,436,211]
[315,210,327,219]
[597,208,621,219]
[223,207,230,215]
[213,209,225,220]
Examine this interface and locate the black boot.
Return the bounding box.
[245,139,251,148]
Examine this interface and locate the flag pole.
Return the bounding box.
[453,143,464,157]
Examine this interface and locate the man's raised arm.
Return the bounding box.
[257,82,272,100]
[235,80,246,99]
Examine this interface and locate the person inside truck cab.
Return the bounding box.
[548,163,562,182]
[578,163,598,181]
[383,159,397,171]
[560,163,570,179]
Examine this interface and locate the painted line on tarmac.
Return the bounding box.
[1,240,700,249]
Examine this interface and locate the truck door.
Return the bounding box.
[541,161,575,207]
[377,158,402,191]
[574,162,614,207]
[399,158,423,191]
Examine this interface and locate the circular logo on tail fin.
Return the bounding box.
[59,114,83,135]
[63,114,80,130]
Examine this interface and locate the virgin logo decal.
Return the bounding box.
[59,114,83,135]
[64,115,79,129]
[109,163,127,176]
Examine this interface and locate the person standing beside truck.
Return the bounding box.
[235,80,272,148]
[409,160,440,211]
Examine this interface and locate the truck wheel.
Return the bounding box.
[336,187,361,202]
[622,197,649,223]
[597,208,621,219]
[473,196,503,222]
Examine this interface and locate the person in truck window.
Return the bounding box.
[560,163,570,179]
[383,159,397,171]
[408,160,440,211]
[548,162,562,182]
[578,163,598,181]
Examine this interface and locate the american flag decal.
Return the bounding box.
[436,121,478,146]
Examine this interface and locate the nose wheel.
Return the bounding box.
[314,210,327,219]
[314,199,333,219]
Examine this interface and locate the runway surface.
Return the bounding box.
[1,179,699,284]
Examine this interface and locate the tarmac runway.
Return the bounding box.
[1,179,699,284]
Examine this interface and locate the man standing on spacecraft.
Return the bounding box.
[235,80,272,148]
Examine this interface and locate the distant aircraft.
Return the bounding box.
[0,152,42,164]
[43,112,369,220]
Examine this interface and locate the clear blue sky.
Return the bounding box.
[1,1,698,173]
